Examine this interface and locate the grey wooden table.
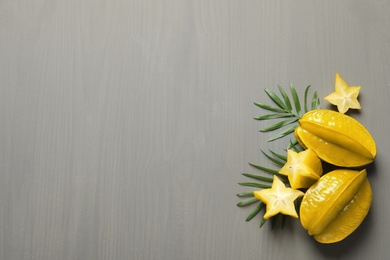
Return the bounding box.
[1,1,390,259]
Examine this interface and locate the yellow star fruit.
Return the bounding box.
[295,110,376,167]
[300,169,372,243]
[324,73,361,114]
[279,149,323,189]
[254,175,304,219]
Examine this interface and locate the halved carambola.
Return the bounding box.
[295,110,376,167]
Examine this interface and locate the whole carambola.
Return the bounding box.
[295,110,376,167]
[300,169,372,243]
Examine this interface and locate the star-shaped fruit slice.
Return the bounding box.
[254,175,304,219]
[324,73,361,114]
[279,149,323,189]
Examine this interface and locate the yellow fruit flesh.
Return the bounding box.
[287,170,318,190]
[300,169,367,235]
[279,149,322,189]
[324,73,362,114]
[296,110,376,167]
[314,178,372,243]
[254,176,304,219]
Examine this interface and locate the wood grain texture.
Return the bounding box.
[1,0,390,259]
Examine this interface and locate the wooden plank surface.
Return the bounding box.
[1,1,390,259]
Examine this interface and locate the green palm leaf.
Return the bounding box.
[238,83,322,229]
[254,84,320,143]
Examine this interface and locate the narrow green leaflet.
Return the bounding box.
[238,182,271,189]
[241,173,274,183]
[246,202,265,222]
[312,91,321,110]
[269,150,287,162]
[288,139,301,152]
[248,163,281,176]
[277,85,293,112]
[304,85,311,113]
[264,88,289,111]
[261,150,286,167]
[254,113,292,120]
[236,192,255,197]
[254,102,285,113]
[259,118,298,132]
[260,217,267,228]
[267,125,297,142]
[237,197,259,207]
[290,84,301,117]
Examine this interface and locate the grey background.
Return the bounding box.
[1,1,389,259]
